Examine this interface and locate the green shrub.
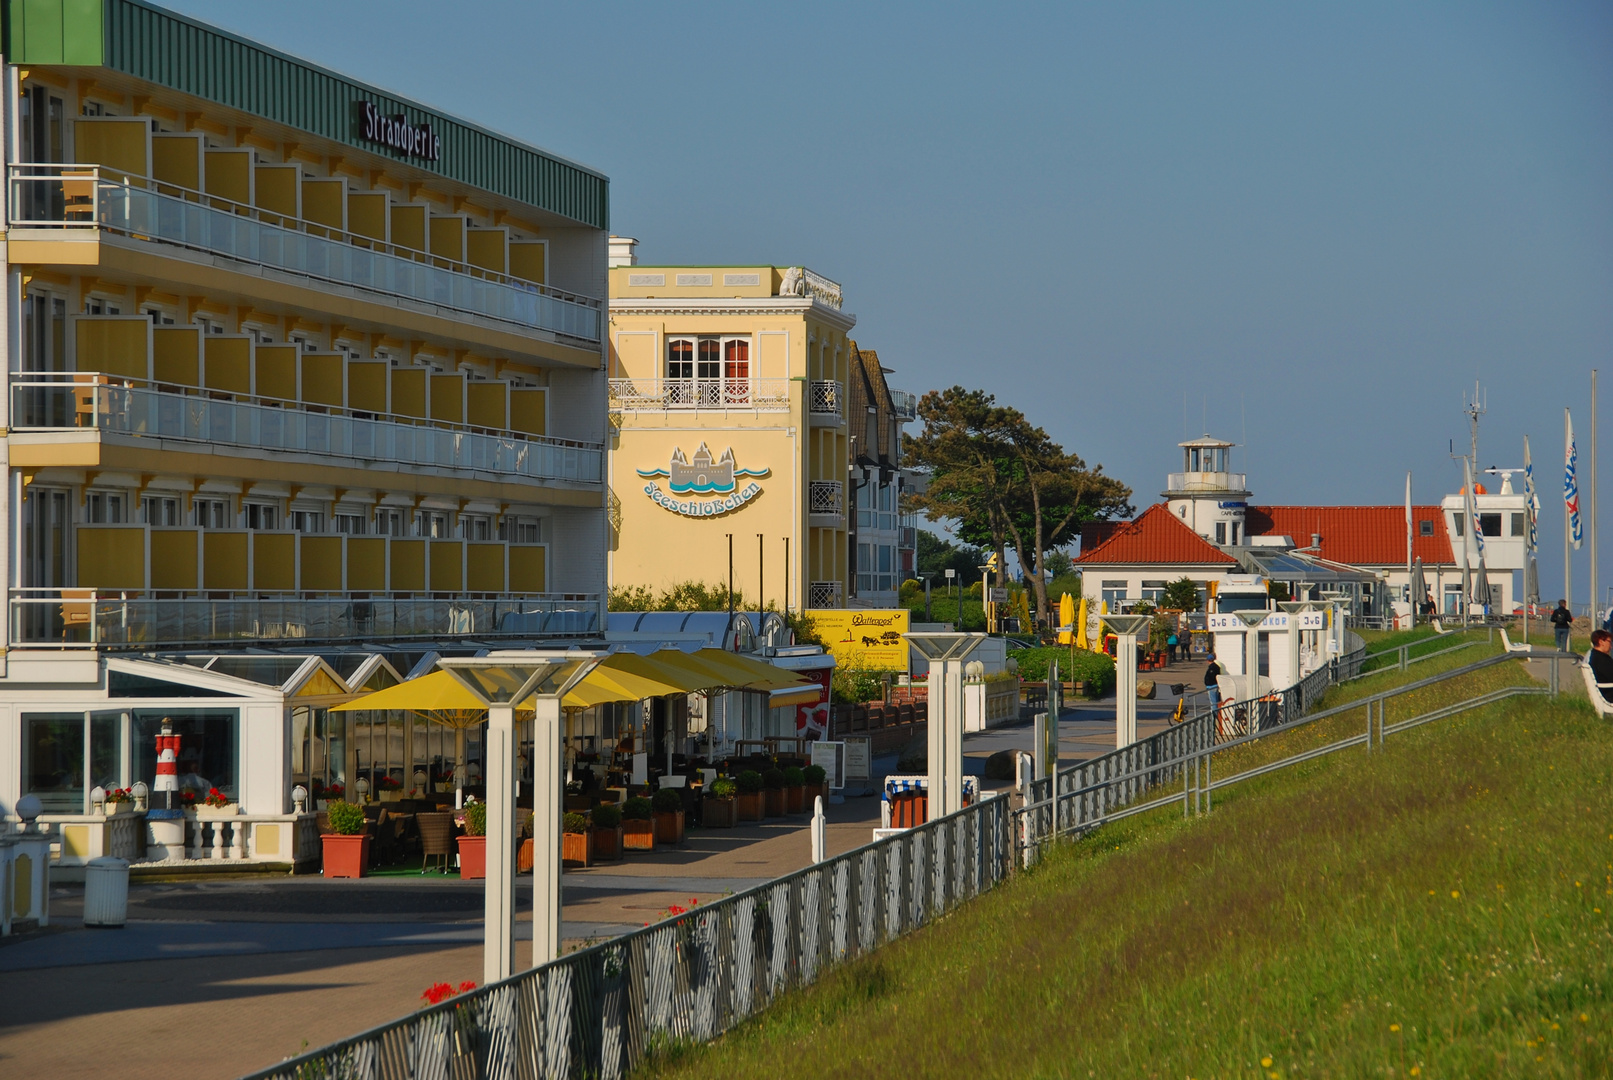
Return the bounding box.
[762,768,786,790]
[462,799,486,836]
[709,778,738,799]
[652,788,684,813]
[802,764,826,787]
[622,796,653,821]
[737,770,764,794]
[1008,646,1116,697]
[782,766,805,787]
[562,812,590,834]
[325,799,365,835]
[591,803,622,829]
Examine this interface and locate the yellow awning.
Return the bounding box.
[686,648,814,691]
[335,656,692,715]
[608,650,729,693]
[769,685,824,708]
[585,654,691,701]
[331,670,481,712]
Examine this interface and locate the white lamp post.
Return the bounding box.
[1101,614,1151,748]
[438,651,603,983]
[903,632,987,818]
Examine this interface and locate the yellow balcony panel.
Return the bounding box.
[252,532,296,591]
[391,539,426,591]
[467,382,507,429]
[391,204,426,253]
[302,178,345,233]
[429,374,463,425]
[204,149,253,206]
[202,530,250,591]
[301,353,345,408]
[346,537,388,591]
[348,191,388,244]
[153,326,201,386]
[77,526,147,590]
[510,388,547,436]
[151,529,199,591]
[428,214,465,264]
[300,535,344,592]
[347,361,387,413]
[151,133,204,196]
[509,240,546,285]
[255,344,298,401]
[254,164,300,223]
[72,119,148,186]
[466,227,507,275]
[391,368,427,419]
[72,316,149,380]
[204,336,252,395]
[429,540,464,592]
[509,545,546,593]
[8,232,102,265]
[467,542,506,592]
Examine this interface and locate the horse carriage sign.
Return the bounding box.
[807,609,912,671]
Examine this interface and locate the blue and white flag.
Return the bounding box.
[1523,435,1539,552]
[1566,409,1583,550]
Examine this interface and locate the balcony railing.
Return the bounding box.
[1165,471,1248,493]
[8,164,601,345]
[12,377,603,486]
[890,388,918,421]
[808,581,842,608]
[607,378,791,412]
[809,480,845,516]
[809,380,842,418]
[11,589,603,649]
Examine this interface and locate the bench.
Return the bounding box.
[1498,628,1531,653]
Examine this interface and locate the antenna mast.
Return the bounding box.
[1463,380,1486,472]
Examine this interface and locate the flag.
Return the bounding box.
[1465,457,1490,609]
[1523,435,1539,552]
[1566,409,1583,550]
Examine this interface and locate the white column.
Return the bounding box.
[484,702,517,984]
[944,658,964,815]
[530,694,564,967]
[926,659,946,817]
[1286,618,1301,688]
[1115,634,1137,748]
[1245,625,1262,723]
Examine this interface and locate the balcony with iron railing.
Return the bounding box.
[808,580,843,608]
[809,480,845,518]
[607,378,792,413]
[11,589,603,650]
[890,388,918,421]
[8,164,602,346]
[1165,471,1249,494]
[809,380,843,425]
[11,375,604,487]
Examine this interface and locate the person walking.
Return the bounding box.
[1551,599,1574,654]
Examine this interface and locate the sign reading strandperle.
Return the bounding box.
[638,442,768,518]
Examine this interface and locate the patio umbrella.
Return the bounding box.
[1058,593,1076,645]
[1409,558,1426,623]
[1075,596,1090,651]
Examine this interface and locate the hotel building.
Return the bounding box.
[0,0,610,829]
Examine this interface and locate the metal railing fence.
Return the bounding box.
[241,793,1012,1080]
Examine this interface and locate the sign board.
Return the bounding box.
[637,442,770,518]
[811,740,846,789]
[807,608,911,670]
[793,666,833,738]
[843,737,871,782]
[990,588,1009,603]
[1206,611,1325,632]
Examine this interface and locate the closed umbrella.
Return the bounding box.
[1057,593,1076,645]
[1075,597,1090,651]
[1409,557,1426,623]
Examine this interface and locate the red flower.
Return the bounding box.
[420,980,477,1006]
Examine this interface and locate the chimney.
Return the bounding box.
[1311,532,1321,549]
[608,235,638,268]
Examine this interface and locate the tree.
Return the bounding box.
[915,529,986,580]
[1161,577,1203,612]
[905,386,1132,624]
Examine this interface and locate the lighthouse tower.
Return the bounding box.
[1163,435,1250,547]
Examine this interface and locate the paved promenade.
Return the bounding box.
[0,671,1197,1079]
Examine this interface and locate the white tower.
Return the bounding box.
[1164,435,1250,547]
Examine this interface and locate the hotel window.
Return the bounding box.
[416,511,449,538]
[1452,513,1464,537]
[1101,580,1129,606]
[291,509,326,534]
[243,502,280,531]
[1214,522,1226,545]
[500,516,542,544]
[375,509,407,537]
[194,498,230,529]
[879,485,896,530]
[1141,580,1167,603]
[1510,513,1525,537]
[22,291,67,374]
[141,496,179,527]
[21,711,121,814]
[84,297,121,315]
[86,491,126,524]
[878,544,893,591]
[1478,513,1502,538]
[459,514,492,541]
[334,513,367,535]
[666,336,750,404]
[1419,519,1435,537]
[143,306,175,326]
[858,542,874,593]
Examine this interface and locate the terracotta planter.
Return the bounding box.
[593,825,624,861]
[321,833,370,878]
[377,790,402,803]
[785,785,806,814]
[562,830,593,867]
[703,796,737,828]
[764,788,786,817]
[457,835,487,879]
[653,810,685,845]
[518,837,534,873]
[810,781,831,806]
[736,791,764,821]
[623,818,656,851]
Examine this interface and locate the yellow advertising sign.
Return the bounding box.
[807,609,912,670]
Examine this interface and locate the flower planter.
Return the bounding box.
[809,782,831,807]
[764,788,786,817]
[321,834,371,878]
[703,797,737,828]
[103,801,134,816]
[653,810,685,846]
[518,837,534,873]
[736,791,765,822]
[622,818,656,851]
[562,830,593,868]
[593,825,624,861]
[196,803,240,818]
[377,790,402,803]
[457,835,487,879]
[784,785,806,814]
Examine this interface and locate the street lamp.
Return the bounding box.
[1101,614,1151,748]
[944,568,957,624]
[438,650,604,982]
[903,632,987,818]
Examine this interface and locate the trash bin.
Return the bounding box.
[83,856,130,929]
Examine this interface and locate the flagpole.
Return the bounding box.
[1592,369,1599,628]
[1405,472,1413,627]
[1567,407,1574,613]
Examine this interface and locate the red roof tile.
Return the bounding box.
[1245,505,1454,566]
[1075,504,1238,566]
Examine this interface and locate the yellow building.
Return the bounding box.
[607,239,855,609]
[0,0,610,818]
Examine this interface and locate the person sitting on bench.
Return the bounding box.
[1588,629,1613,703]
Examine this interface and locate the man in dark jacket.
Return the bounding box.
[1588,630,1613,702]
[1204,653,1225,712]
[1551,599,1573,653]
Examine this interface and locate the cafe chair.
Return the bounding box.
[417,811,455,874]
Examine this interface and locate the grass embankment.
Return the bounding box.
[643,655,1612,1079]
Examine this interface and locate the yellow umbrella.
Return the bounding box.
[1057,593,1076,646]
[1075,596,1090,651]
[609,650,729,694]
[684,648,814,691]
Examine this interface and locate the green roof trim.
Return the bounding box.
[3,0,608,230]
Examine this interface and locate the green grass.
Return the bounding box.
[641,658,1613,1079]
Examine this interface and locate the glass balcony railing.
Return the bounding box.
[8,164,601,345]
[11,589,604,649]
[13,378,603,486]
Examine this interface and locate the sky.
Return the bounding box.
[169,1,1613,604]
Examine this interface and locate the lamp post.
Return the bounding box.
[1101,614,1151,748]
[1232,610,1272,736]
[438,651,604,982]
[903,632,987,818]
[1277,601,1312,691]
[944,568,957,625]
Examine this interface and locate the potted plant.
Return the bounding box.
[803,764,829,806]
[703,777,738,828]
[321,799,370,878]
[195,786,239,817]
[591,802,624,861]
[458,797,487,879]
[762,768,786,817]
[561,812,593,868]
[376,775,404,803]
[782,766,806,814]
[103,787,135,816]
[621,796,655,851]
[652,788,685,845]
[735,770,765,822]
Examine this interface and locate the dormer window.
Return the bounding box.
[1419,519,1435,536]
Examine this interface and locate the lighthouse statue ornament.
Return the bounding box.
[155,717,181,809]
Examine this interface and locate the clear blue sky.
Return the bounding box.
[169,1,1613,604]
